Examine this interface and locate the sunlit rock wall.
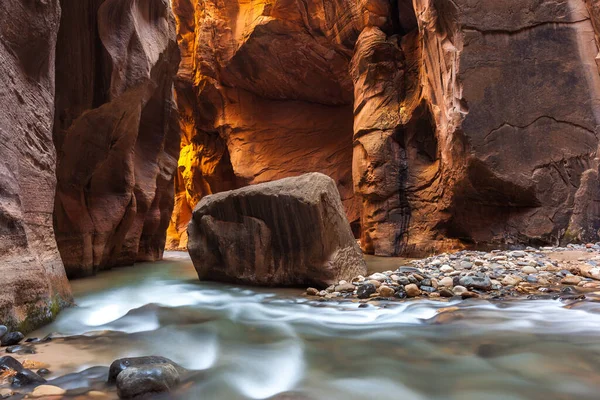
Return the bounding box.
[0,0,72,331]
[171,0,600,255]
[166,0,395,249]
[53,0,180,277]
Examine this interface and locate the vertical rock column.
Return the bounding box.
[351,27,409,256]
[53,0,180,278]
[0,0,72,330]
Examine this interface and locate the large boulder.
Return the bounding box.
[188,173,367,288]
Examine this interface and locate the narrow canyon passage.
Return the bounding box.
[2,1,600,398]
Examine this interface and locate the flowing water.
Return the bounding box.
[29,252,600,400]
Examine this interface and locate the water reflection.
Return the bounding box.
[29,252,600,400]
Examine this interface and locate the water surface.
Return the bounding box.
[31,252,600,400]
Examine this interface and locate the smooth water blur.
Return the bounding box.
[33,252,600,400]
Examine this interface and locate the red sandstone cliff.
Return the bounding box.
[170,0,600,255]
[53,0,181,277]
[0,0,72,330]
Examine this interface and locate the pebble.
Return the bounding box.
[405,284,421,297]
[502,275,522,286]
[335,283,355,293]
[29,385,66,398]
[439,288,454,298]
[0,389,13,399]
[453,285,468,295]
[440,265,454,273]
[306,288,319,296]
[521,266,538,274]
[561,275,583,285]
[368,273,388,282]
[459,276,492,291]
[357,283,377,299]
[378,286,395,297]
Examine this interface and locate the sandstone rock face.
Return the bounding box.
[53,0,180,277]
[166,0,394,249]
[0,0,72,330]
[413,0,600,249]
[188,173,367,288]
[174,0,600,255]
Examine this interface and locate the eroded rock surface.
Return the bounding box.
[166,0,395,249]
[170,0,600,255]
[53,0,180,277]
[0,0,72,331]
[188,173,367,288]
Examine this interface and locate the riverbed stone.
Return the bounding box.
[335,283,355,293]
[1,332,24,347]
[306,288,319,296]
[357,283,377,299]
[116,363,180,399]
[502,275,522,286]
[521,266,538,274]
[378,285,395,297]
[29,385,66,398]
[0,356,23,372]
[11,369,46,387]
[562,275,583,285]
[405,284,421,297]
[0,326,7,339]
[459,276,492,291]
[188,173,367,288]
[108,356,185,384]
[453,285,468,295]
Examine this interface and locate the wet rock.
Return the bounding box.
[357,283,377,299]
[367,273,387,282]
[0,356,23,372]
[453,286,468,295]
[394,290,407,299]
[116,363,180,399]
[459,276,492,291]
[6,345,35,354]
[0,389,13,399]
[108,356,184,384]
[29,385,66,398]
[439,277,454,288]
[502,275,523,286]
[405,284,421,298]
[420,286,436,293]
[439,288,454,298]
[306,288,319,296]
[188,173,367,288]
[396,276,410,286]
[335,283,355,293]
[526,275,539,284]
[378,286,395,297]
[11,369,46,387]
[562,275,583,285]
[37,368,51,376]
[0,326,6,339]
[1,332,24,347]
[461,291,480,299]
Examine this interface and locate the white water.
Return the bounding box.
[32,252,600,400]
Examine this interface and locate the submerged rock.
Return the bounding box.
[109,356,185,399]
[0,356,23,372]
[1,332,24,347]
[188,173,367,288]
[11,369,46,387]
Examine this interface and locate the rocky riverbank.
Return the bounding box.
[307,245,600,302]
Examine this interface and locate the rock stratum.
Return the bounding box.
[188,173,367,288]
[170,0,600,256]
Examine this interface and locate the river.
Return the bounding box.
[26,252,600,399]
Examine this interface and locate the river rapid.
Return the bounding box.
[28,252,600,400]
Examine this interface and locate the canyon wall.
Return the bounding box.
[0,0,72,330]
[171,0,600,255]
[53,0,180,277]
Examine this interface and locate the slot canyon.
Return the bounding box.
[2,1,600,395]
